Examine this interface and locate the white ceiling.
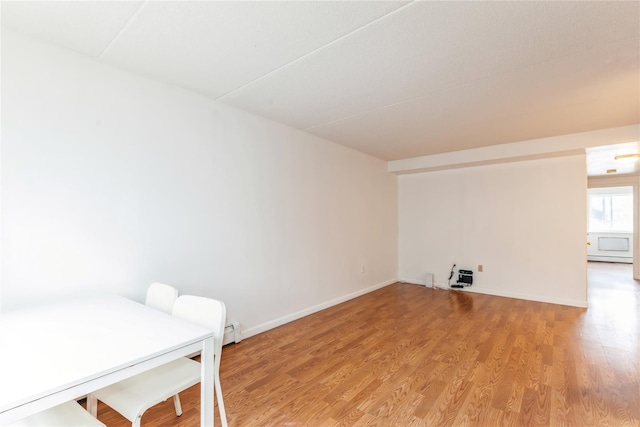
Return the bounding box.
[2,1,639,161]
[587,142,640,177]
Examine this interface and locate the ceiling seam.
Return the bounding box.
[98,0,150,59]
[304,35,640,132]
[215,0,418,102]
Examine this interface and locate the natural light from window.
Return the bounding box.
[588,187,633,233]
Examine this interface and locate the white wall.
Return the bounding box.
[398,155,588,307]
[0,31,398,336]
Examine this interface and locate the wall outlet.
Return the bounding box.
[478,264,483,272]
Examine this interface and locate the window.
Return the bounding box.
[588,190,633,233]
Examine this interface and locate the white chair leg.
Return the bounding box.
[215,376,227,427]
[87,394,98,418]
[172,394,183,416]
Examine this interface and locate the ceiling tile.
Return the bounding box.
[1,1,143,57]
[221,1,639,133]
[100,1,408,99]
[307,38,640,160]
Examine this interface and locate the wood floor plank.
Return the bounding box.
[89,262,639,426]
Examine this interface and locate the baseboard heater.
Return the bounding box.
[185,321,241,359]
[598,236,629,251]
[223,320,242,345]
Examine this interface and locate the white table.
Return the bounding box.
[0,296,215,426]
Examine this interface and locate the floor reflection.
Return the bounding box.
[449,290,474,311]
[587,261,639,355]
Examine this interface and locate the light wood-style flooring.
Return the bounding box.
[93,262,640,426]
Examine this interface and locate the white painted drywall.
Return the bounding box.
[398,155,587,307]
[0,31,398,335]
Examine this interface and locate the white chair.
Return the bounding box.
[88,295,227,427]
[7,400,105,427]
[144,282,179,314]
[142,282,183,415]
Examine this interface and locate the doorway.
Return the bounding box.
[586,142,640,281]
[586,184,636,302]
[587,176,640,282]
[587,186,634,264]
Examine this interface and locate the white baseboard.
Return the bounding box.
[401,277,587,308]
[399,277,453,288]
[400,278,450,289]
[587,256,632,263]
[239,278,587,343]
[241,278,397,340]
[399,278,426,286]
[450,285,588,308]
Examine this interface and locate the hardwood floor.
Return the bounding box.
[93,262,640,426]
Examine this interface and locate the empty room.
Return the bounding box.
[1,1,639,426]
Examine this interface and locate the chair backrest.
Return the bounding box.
[172,295,226,356]
[145,282,179,314]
